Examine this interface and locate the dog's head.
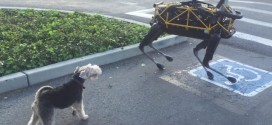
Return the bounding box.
[74,64,102,79]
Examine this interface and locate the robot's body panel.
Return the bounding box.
[164,26,211,40]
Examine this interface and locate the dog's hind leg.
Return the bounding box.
[38,104,54,125]
[27,110,39,125]
[28,102,40,125]
[72,100,88,120]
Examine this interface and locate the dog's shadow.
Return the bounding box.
[66,120,89,125]
[55,109,91,125]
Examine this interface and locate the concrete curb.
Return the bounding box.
[0,72,29,94]
[0,7,188,94]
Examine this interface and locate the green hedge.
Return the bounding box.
[0,9,149,77]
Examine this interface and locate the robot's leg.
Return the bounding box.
[148,44,173,62]
[202,34,221,68]
[193,40,214,80]
[199,34,236,83]
[139,23,165,70]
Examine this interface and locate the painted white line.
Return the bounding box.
[119,2,138,6]
[160,75,203,96]
[229,0,272,6]
[127,8,154,13]
[234,32,272,47]
[0,6,74,13]
[126,8,154,19]
[241,18,272,28]
[126,11,152,19]
[233,6,272,16]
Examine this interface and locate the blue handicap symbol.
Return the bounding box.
[189,59,272,96]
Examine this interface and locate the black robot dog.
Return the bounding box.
[139,0,243,83]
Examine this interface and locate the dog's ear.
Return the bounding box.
[79,68,91,79]
[74,66,80,73]
[90,65,102,75]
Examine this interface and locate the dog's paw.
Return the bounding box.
[81,115,89,120]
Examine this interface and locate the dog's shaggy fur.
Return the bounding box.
[27,64,102,125]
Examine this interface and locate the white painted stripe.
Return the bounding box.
[128,8,154,13]
[126,8,154,19]
[229,0,272,6]
[0,6,74,13]
[160,75,203,96]
[233,6,272,16]
[234,32,272,47]
[126,11,152,19]
[119,2,138,6]
[241,18,272,28]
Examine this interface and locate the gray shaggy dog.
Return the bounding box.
[28,64,102,125]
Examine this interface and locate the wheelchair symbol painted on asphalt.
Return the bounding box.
[189,59,272,96]
[224,65,262,85]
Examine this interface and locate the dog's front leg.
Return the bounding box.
[72,100,89,120]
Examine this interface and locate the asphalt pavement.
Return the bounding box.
[1,39,272,125]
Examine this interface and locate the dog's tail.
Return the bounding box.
[35,86,53,99]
